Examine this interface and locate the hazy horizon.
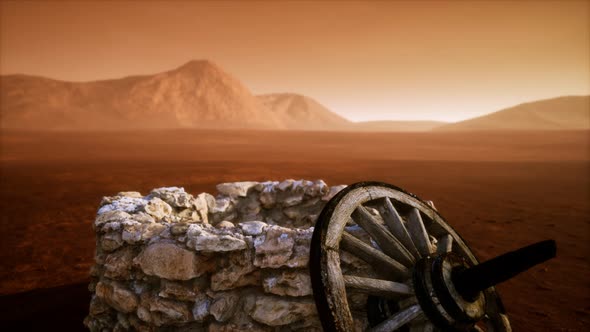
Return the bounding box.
[4,59,587,125]
[1,1,589,122]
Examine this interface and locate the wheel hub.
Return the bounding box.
[413,253,486,331]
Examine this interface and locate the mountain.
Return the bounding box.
[353,120,446,132]
[257,93,351,130]
[3,61,588,132]
[0,60,284,130]
[436,96,590,131]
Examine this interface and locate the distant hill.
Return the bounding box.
[2,60,588,132]
[257,93,351,130]
[436,96,590,131]
[0,60,284,130]
[353,120,446,132]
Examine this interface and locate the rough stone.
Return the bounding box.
[282,206,302,220]
[212,197,232,214]
[170,222,190,236]
[104,247,135,279]
[86,180,356,331]
[253,227,295,268]
[283,227,313,268]
[216,221,235,229]
[306,180,329,197]
[211,250,258,291]
[282,194,304,207]
[101,232,124,252]
[89,295,111,316]
[151,187,194,209]
[210,292,240,323]
[248,295,316,326]
[142,223,167,241]
[238,221,267,236]
[208,322,269,332]
[134,243,201,280]
[186,224,246,252]
[262,270,312,297]
[95,210,132,229]
[142,295,192,326]
[95,281,138,313]
[129,211,155,224]
[277,179,295,191]
[144,197,173,220]
[98,197,147,215]
[258,190,276,209]
[158,280,197,302]
[195,192,216,210]
[178,209,201,223]
[216,181,259,197]
[121,221,143,244]
[116,312,131,330]
[191,293,211,322]
[117,191,143,198]
[194,192,216,224]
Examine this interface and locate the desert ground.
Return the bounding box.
[0,129,588,331]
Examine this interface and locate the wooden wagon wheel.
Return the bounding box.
[310,182,556,332]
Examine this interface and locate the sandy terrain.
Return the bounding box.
[436,96,590,131]
[0,129,588,331]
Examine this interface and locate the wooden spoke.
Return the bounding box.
[406,208,433,256]
[369,304,423,332]
[352,205,415,266]
[410,322,435,332]
[398,296,418,310]
[437,234,453,254]
[377,197,422,259]
[473,325,485,332]
[341,232,410,280]
[343,275,413,298]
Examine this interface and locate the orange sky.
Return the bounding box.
[1,1,588,122]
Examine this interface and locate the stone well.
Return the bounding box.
[84,180,375,331]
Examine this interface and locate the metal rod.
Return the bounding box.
[453,240,557,301]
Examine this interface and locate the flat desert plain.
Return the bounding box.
[0,129,589,331]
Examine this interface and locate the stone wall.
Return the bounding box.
[85,180,363,331]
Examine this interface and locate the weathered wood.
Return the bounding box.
[410,322,434,332]
[343,275,412,298]
[369,304,423,332]
[398,296,418,310]
[360,186,480,266]
[341,232,410,280]
[437,234,453,254]
[312,183,512,332]
[426,200,437,210]
[325,249,355,331]
[377,197,422,259]
[325,187,371,249]
[351,205,415,267]
[406,208,433,256]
